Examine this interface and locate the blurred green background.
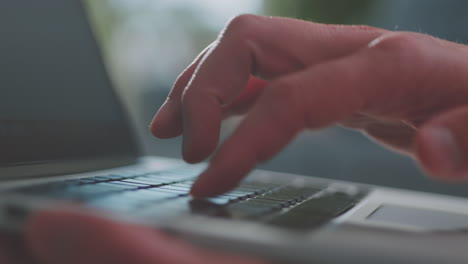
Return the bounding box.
[84,0,468,197]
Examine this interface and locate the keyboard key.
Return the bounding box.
[121,190,180,203]
[112,181,151,188]
[155,186,191,193]
[224,189,257,198]
[204,196,233,205]
[87,196,142,212]
[41,182,137,200]
[267,191,362,230]
[92,182,139,192]
[245,198,290,209]
[290,191,359,216]
[144,187,189,196]
[97,175,130,181]
[268,211,329,230]
[238,181,281,192]
[188,199,230,217]
[123,178,172,186]
[91,176,113,182]
[135,197,195,220]
[87,189,181,212]
[76,178,98,184]
[226,202,281,219]
[261,186,321,203]
[144,170,194,181]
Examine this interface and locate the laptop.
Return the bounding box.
[2,1,468,263]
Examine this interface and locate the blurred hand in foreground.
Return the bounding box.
[0,210,266,264]
[150,15,468,197]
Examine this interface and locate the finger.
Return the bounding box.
[416,106,468,180]
[150,43,214,139]
[190,51,384,197]
[222,77,268,117]
[341,114,417,154]
[190,31,468,197]
[26,210,267,264]
[0,234,35,264]
[180,15,385,162]
[229,77,268,107]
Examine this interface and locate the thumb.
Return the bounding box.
[416,106,468,180]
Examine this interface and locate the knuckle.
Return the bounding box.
[223,14,263,39]
[351,24,381,31]
[182,86,223,111]
[368,32,425,56]
[366,32,432,80]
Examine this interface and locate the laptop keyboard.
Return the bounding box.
[8,168,365,230]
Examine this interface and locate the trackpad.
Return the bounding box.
[367,204,468,230]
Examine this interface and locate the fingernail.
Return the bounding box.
[425,127,463,174]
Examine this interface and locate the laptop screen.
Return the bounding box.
[0,1,139,170]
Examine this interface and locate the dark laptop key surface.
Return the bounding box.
[268,190,365,230]
[122,178,171,186]
[7,168,365,230]
[226,200,283,219]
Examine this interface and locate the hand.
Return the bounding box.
[150,15,468,197]
[0,209,266,264]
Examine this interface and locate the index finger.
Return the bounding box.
[171,15,385,162]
